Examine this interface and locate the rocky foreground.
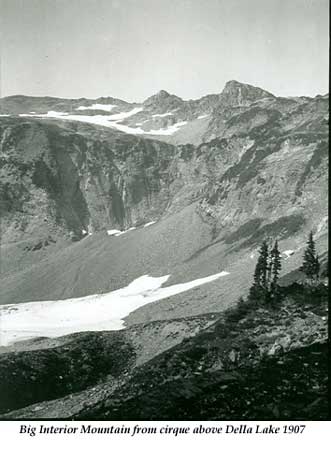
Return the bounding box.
[0,283,328,419]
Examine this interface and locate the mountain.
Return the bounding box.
[0,82,328,306]
[0,81,292,145]
[143,90,184,110]
[0,95,131,115]
[218,80,275,107]
[0,80,328,419]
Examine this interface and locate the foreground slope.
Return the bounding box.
[1,284,327,419]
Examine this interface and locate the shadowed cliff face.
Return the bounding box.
[0,117,260,245]
[0,119,182,243]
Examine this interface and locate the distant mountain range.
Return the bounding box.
[1,80,328,145]
[0,78,327,322]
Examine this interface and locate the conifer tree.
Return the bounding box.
[315,255,320,282]
[249,240,269,302]
[270,240,282,300]
[259,240,269,289]
[249,239,283,304]
[271,240,281,285]
[300,231,320,284]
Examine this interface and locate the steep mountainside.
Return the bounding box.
[0,81,328,309]
[0,80,328,420]
[1,88,328,243]
[0,117,180,243]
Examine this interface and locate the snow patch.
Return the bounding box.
[152,112,174,117]
[144,221,156,228]
[0,271,230,346]
[28,108,143,128]
[197,114,209,119]
[76,104,117,112]
[107,227,136,237]
[107,229,122,236]
[22,108,187,136]
[105,107,144,121]
[37,111,69,118]
[110,120,187,136]
[144,121,187,135]
[283,250,295,259]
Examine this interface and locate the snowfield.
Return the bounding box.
[144,121,187,135]
[107,227,136,237]
[19,109,188,136]
[76,104,117,112]
[152,112,174,117]
[0,271,229,346]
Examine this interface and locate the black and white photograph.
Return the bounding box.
[0,0,329,422]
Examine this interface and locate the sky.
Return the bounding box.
[0,0,329,101]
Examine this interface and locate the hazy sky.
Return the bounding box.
[0,0,329,100]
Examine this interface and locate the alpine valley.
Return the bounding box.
[0,80,328,419]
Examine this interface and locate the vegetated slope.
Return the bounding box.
[86,342,327,420]
[76,286,328,421]
[2,284,328,419]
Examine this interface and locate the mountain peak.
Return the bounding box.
[219,80,274,107]
[224,80,244,88]
[143,90,183,107]
[156,89,171,98]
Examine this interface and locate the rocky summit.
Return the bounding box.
[0,80,328,419]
